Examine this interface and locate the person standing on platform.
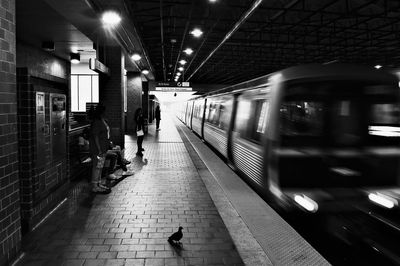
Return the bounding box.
[155,105,161,131]
[135,108,145,156]
[89,104,111,194]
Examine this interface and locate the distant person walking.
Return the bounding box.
[135,108,145,156]
[155,105,161,131]
[89,104,111,194]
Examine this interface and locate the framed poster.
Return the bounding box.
[36,92,45,113]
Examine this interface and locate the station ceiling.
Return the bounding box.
[126,0,400,85]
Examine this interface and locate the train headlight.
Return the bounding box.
[294,194,318,212]
[368,193,397,209]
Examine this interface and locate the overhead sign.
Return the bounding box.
[155,81,192,91]
[89,58,110,75]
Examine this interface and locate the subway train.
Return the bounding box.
[178,64,400,218]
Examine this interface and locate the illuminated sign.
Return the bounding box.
[155,81,192,91]
[89,58,110,75]
[155,87,192,91]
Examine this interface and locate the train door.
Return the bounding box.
[231,89,270,188]
[186,100,194,129]
[203,95,233,158]
[192,99,204,137]
[201,98,207,138]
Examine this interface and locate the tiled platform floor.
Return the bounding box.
[17,113,243,266]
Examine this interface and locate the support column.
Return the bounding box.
[142,81,149,121]
[0,0,21,265]
[126,72,142,134]
[99,46,125,148]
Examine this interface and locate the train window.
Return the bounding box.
[234,98,268,143]
[256,101,269,134]
[205,97,232,130]
[280,101,324,138]
[193,102,202,118]
[280,81,400,147]
[218,100,233,130]
[368,103,400,139]
[205,101,216,124]
[370,104,400,125]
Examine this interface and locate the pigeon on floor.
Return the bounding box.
[168,226,183,246]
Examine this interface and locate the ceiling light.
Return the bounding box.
[374,65,382,69]
[183,48,193,55]
[179,59,187,65]
[209,0,217,2]
[178,67,184,71]
[131,53,141,61]
[141,69,149,75]
[190,28,203,38]
[70,53,80,64]
[102,11,121,26]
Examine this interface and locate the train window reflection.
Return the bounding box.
[235,98,268,143]
[257,102,269,134]
[205,97,232,131]
[279,82,400,147]
[369,104,400,137]
[280,101,324,138]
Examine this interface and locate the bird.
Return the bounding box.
[168,226,183,246]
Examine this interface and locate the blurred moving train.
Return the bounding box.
[178,64,400,216]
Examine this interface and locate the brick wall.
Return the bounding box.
[99,46,125,147]
[126,72,142,134]
[16,42,68,80]
[16,43,70,234]
[0,0,21,265]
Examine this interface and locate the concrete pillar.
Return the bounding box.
[126,72,142,134]
[142,81,149,121]
[99,46,125,148]
[0,1,21,265]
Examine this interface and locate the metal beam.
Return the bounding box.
[160,0,166,81]
[187,0,264,81]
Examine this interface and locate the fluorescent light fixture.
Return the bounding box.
[179,59,187,65]
[70,53,80,64]
[209,0,217,2]
[183,48,193,55]
[141,69,149,75]
[178,67,184,71]
[368,193,397,209]
[131,53,141,61]
[102,11,121,26]
[374,65,382,69]
[190,28,203,37]
[294,194,318,212]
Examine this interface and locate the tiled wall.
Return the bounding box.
[99,46,125,147]
[16,42,70,234]
[16,70,69,234]
[0,0,21,265]
[126,72,142,134]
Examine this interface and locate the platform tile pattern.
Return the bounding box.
[17,115,243,266]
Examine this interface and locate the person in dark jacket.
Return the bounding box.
[155,105,161,131]
[89,104,111,194]
[135,108,145,156]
